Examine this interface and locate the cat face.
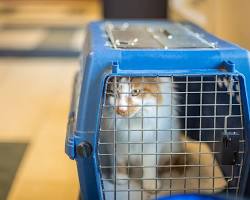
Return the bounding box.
[107,77,162,117]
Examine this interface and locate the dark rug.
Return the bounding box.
[0,143,28,200]
[0,25,85,57]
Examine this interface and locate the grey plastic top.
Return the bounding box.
[105,22,215,49]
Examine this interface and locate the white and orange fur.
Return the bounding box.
[102,77,182,192]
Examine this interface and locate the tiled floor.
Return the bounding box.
[0,58,79,199]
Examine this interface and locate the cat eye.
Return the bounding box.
[109,90,119,97]
[131,89,141,96]
[107,88,114,95]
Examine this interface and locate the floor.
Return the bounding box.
[0,26,86,57]
[0,58,79,199]
[0,0,101,199]
[0,142,27,200]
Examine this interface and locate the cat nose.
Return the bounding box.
[117,106,127,111]
[116,107,128,116]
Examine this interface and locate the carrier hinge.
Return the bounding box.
[65,134,76,160]
[65,111,77,160]
[66,132,93,159]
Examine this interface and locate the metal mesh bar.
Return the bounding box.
[114,76,117,200]
[236,79,244,197]
[141,76,144,199]
[98,75,245,200]
[155,76,159,199]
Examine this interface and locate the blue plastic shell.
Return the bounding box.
[65,20,250,200]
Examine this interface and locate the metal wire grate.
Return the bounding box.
[98,75,245,200]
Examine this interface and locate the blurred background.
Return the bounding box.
[0,0,249,200]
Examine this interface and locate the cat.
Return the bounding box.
[100,76,182,193]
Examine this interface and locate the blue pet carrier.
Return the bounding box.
[65,21,250,200]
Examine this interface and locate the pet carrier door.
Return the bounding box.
[98,74,245,200]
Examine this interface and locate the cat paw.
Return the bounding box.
[143,179,162,193]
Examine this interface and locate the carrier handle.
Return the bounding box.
[65,71,81,159]
[66,111,75,139]
[67,71,80,137]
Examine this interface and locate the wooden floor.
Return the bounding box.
[0,58,79,199]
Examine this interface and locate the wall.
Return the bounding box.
[169,0,250,50]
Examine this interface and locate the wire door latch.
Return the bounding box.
[221,132,240,165]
